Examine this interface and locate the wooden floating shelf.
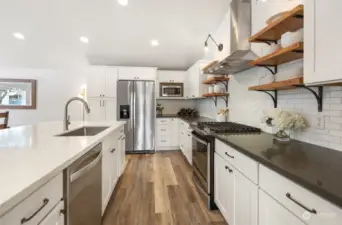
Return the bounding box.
[250,42,303,67]
[249,5,304,43]
[249,77,304,91]
[203,76,230,84]
[203,93,229,97]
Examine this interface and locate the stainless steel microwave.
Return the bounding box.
[159,83,184,97]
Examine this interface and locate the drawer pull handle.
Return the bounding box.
[225,166,233,173]
[111,148,116,153]
[161,129,167,131]
[21,198,49,224]
[161,140,166,142]
[188,134,191,137]
[225,152,234,159]
[286,193,317,214]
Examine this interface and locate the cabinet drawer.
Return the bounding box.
[157,136,171,147]
[157,119,171,125]
[156,125,170,135]
[103,130,119,152]
[2,173,63,225]
[215,139,258,184]
[259,165,342,224]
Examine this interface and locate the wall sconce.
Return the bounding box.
[204,34,224,52]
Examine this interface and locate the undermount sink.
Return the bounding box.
[57,126,109,137]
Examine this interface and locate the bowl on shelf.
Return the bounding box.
[264,43,281,56]
[281,29,303,48]
[208,85,214,93]
[266,11,288,25]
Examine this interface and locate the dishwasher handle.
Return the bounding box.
[70,151,102,183]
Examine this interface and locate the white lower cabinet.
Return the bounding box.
[1,174,63,225]
[214,152,257,225]
[38,201,65,225]
[179,119,192,164]
[156,118,179,150]
[102,126,126,215]
[259,189,306,225]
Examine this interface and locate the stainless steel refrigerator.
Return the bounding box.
[117,80,155,153]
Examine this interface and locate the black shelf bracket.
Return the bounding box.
[211,96,229,107]
[219,96,229,106]
[295,85,323,112]
[218,80,228,91]
[257,90,278,108]
[211,97,218,106]
[254,39,278,45]
[258,65,278,75]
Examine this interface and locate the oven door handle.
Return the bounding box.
[192,134,208,146]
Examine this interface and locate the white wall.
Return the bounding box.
[0,67,87,126]
[197,0,342,152]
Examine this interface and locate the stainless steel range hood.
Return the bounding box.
[206,0,257,75]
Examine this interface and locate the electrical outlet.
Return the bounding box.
[314,115,325,129]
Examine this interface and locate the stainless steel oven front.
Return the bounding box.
[192,131,217,210]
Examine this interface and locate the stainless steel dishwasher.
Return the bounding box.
[64,143,102,225]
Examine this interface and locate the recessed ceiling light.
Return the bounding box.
[151,39,159,47]
[13,33,25,40]
[117,0,128,6]
[80,36,89,44]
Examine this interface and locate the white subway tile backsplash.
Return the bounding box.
[329,117,342,123]
[329,104,342,110]
[329,130,342,137]
[323,98,342,104]
[325,122,341,130]
[330,91,342,98]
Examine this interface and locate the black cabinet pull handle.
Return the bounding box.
[225,152,235,159]
[225,166,233,173]
[110,148,116,153]
[21,198,49,224]
[188,134,191,137]
[286,193,317,214]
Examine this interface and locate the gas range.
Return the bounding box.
[192,121,261,136]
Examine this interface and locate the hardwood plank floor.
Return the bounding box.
[103,151,227,225]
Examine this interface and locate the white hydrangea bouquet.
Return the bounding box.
[261,109,307,141]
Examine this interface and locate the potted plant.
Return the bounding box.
[156,103,164,116]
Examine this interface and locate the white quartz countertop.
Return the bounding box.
[0,121,126,216]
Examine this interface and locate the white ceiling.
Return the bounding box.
[0,0,230,70]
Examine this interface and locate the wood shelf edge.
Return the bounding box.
[248,4,304,43]
[249,42,304,66]
[203,76,230,84]
[203,93,230,97]
[248,77,304,91]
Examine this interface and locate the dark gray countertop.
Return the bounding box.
[214,132,342,208]
[156,115,215,123]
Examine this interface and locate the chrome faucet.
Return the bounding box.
[64,97,91,130]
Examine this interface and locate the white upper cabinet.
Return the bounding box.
[105,67,118,98]
[118,67,157,80]
[157,70,186,83]
[186,60,209,99]
[87,66,106,98]
[87,66,118,98]
[305,0,342,84]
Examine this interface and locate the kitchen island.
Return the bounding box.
[0,121,125,222]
